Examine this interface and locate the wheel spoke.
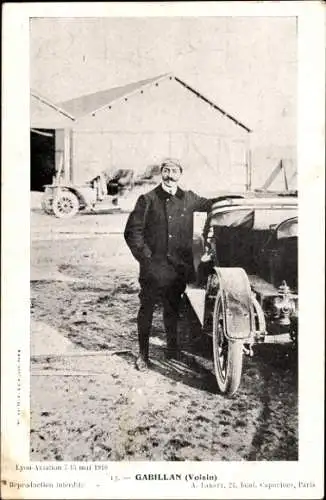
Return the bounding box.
[221,341,228,376]
[215,304,228,382]
[59,197,73,213]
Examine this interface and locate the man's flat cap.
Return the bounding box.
[160,158,183,172]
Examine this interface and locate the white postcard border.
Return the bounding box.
[1,2,325,499]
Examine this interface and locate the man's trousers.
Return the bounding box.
[137,263,186,361]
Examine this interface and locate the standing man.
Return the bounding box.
[124,158,211,370]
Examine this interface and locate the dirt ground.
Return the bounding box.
[30,206,298,462]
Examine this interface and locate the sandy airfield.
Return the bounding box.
[30,200,298,462]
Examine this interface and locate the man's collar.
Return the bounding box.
[156,184,184,199]
[161,182,177,196]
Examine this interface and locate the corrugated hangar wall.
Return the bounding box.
[71,78,250,194]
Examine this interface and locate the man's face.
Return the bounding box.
[161,165,182,189]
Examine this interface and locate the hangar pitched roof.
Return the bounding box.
[31,89,75,121]
[59,73,251,132]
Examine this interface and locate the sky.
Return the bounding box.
[30,16,297,178]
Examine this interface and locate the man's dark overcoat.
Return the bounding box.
[124,184,211,285]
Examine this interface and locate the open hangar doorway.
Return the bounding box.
[30,128,56,191]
